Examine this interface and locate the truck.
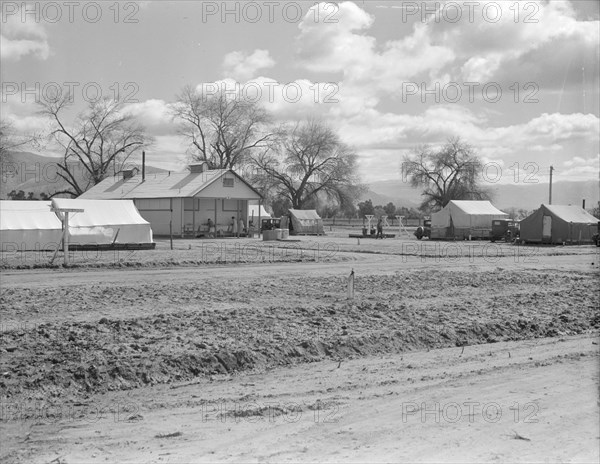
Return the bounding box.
[490,219,520,242]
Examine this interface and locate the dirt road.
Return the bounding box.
[2,334,598,463]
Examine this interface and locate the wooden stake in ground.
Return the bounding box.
[348,269,355,299]
[512,430,531,441]
[49,229,66,265]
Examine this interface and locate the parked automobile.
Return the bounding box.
[261,218,281,232]
[490,219,520,242]
[414,219,431,240]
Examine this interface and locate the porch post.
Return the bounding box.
[180,198,184,238]
[214,198,218,238]
[63,212,70,266]
[169,198,173,250]
[192,197,196,237]
[258,198,262,238]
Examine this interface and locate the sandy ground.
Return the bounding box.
[1,237,599,462]
[2,234,597,269]
[2,336,598,463]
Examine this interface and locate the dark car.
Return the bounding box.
[261,218,281,232]
[414,219,431,240]
[490,219,520,242]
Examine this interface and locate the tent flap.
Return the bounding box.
[51,199,153,245]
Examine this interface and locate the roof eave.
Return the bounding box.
[191,169,264,200]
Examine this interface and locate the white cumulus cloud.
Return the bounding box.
[222,49,275,82]
[1,6,49,60]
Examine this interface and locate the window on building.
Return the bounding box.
[223,177,234,187]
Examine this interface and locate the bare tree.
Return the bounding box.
[171,85,275,169]
[0,118,40,160]
[253,119,364,210]
[505,207,531,220]
[402,137,491,211]
[38,94,152,197]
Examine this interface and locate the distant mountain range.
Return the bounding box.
[2,152,598,211]
[362,178,599,211]
[0,151,165,199]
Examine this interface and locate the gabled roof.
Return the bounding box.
[542,204,598,223]
[449,200,508,216]
[79,169,262,200]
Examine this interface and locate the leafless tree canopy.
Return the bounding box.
[504,206,532,220]
[0,119,40,160]
[403,137,491,211]
[172,85,274,169]
[252,119,363,210]
[38,95,152,197]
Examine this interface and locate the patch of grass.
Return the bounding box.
[155,431,183,439]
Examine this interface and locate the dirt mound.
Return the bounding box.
[1,268,598,404]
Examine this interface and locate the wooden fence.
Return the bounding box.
[322,217,424,227]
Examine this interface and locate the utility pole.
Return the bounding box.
[582,66,586,114]
[549,165,554,204]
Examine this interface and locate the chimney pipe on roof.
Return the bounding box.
[582,199,585,209]
[142,151,146,182]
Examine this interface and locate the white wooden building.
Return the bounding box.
[80,163,264,237]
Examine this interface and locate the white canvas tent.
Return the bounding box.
[248,204,271,226]
[52,199,153,246]
[288,209,324,235]
[0,201,63,251]
[431,200,508,239]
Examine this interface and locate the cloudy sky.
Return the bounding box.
[2,0,599,184]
